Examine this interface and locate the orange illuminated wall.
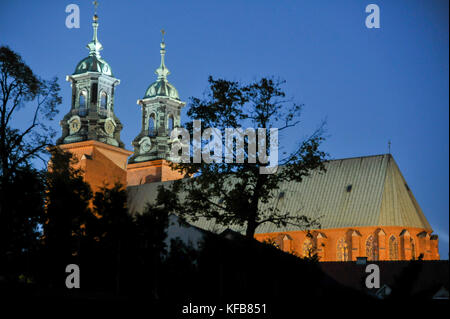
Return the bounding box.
[127,159,184,186]
[255,226,440,262]
[58,140,133,193]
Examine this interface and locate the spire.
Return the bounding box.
[155,29,170,80]
[87,1,103,57]
[142,30,179,99]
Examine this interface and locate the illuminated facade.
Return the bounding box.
[251,155,440,261]
[57,13,440,262]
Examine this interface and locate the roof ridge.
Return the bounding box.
[326,153,391,163]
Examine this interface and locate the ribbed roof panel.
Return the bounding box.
[127,154,432,234]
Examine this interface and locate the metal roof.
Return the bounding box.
[127,154,432,234]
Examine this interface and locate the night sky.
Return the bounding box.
[1,0,448,258]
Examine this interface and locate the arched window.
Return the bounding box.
[168,114,174,132]
[100,91,107,109]
[410,238,416,260]
[148,114,156,136]
[302,238,313,258]
[366,234,379,261]
[79,90,87,108]
[79,90,87,115]
[337,238,349,261]
[389,236,399,260]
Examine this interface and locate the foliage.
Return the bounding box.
[41,146,92,289]
[164,76,328,238]
[0,46,61,277]
[0,46,61,183]
[0,166,45,281]
[91,182,132,243]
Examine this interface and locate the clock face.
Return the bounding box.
[68,116,81,135]
[139,137,152,153]
[104,118,115,135]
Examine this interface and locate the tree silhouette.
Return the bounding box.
[165,76,327,238]
[88,183,132,295]
[0,46,61,279]
[133,202,169,299]
[42,147,92,290]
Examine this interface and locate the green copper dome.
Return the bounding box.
[143,41,179,100]
[73,15,113,76]
[144,79,179,100]
[74,55,113,76]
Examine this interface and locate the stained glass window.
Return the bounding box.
[389,236,398,260]
[366,234,379,261]
[410,238,416,260]
[337,238,348,261]
[302,238,313,257]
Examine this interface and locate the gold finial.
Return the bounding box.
[161,29,166,42]
[93,0,99,20]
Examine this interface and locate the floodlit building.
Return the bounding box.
[57,13,440,262]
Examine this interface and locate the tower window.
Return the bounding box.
[346,184,352,192]
[100,92,107,109]
[79,90,87,115]
[148,114,156,137]
[168,114,174,132]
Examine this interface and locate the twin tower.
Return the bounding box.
[56,15,184,191]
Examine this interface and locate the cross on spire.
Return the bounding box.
[388,140,391,154]
[93,0,99,14]
[156,30,169,80]
[87,0,102,56]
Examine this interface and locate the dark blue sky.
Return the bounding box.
[1,0,448,258]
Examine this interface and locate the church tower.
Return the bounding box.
[127,32,185,186]
[57,10,132,192]
[57,14,124,147]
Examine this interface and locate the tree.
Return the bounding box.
[0,46,61,272]
[164,76,327,238]
[0,46,61,183]
[88,183,132,295]
[42,147,92,289]
[133,202,169,299]
[1,166,45,282]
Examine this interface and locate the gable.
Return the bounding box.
[378,156,431,229]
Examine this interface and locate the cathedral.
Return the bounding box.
[57,14,440,262]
